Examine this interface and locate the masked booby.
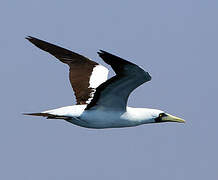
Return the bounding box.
[24,36,185,129]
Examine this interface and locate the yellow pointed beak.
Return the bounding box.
[162,113,185,123]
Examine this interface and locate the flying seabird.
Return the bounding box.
[24,36,185,129]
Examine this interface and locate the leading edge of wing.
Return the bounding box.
[98,50,151,81]
[25,36,96,65]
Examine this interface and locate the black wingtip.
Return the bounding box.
[97,50,113,58]
[98,50,109,54]
[25,36,44,44]
[25,36,34,41]
[99,49,105,53]
[25,36,38,44]
[97,49,104,55]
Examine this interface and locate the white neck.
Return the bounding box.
[121,107,164,125]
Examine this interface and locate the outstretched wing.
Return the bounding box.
[86,50,151,111]
[26,36,109,104]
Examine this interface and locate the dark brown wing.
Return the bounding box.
[26,36,108,104]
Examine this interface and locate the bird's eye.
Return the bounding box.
[159,113,165,117]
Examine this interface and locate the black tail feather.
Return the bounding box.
[23,112,71,120]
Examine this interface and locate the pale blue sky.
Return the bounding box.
[0,0,218,179]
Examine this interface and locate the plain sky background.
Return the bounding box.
[0,0,217,179]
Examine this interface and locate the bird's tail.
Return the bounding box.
[23,112,70,120]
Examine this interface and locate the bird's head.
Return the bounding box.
[151,110,185,124]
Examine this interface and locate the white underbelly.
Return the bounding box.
[44,105,143,129]
[78,110,139,128]
[79,110,118,127]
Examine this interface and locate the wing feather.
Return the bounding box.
[26,37,108,104]
[86,50,151,111]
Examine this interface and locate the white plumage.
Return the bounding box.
[42,105,163,128]
[88,65,109,89]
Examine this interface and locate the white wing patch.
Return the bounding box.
[86,65,109,104]
[89,65,109,88]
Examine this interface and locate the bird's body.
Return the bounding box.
[24,36,185,129]
[41,105,162,128]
